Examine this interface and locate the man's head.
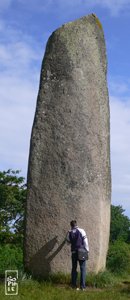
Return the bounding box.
[70,220,77,228]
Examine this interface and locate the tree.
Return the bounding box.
[0,169,26,246]
[110,205,130,243]
[107,240,130,274]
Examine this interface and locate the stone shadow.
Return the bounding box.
[27,236,66,279]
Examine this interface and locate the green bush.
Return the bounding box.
[86,270,117,288]
[107,240,130,274]
[0,244,23,276]
[110,205,130,243]
[31,270,117,288]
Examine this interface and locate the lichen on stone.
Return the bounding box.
[92,13,103,30]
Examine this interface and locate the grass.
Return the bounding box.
[0,271,130,300]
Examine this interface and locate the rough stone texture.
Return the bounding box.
[24,14,111,277]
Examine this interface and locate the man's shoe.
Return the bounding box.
[80,287,86,291]
[71,285,78,290]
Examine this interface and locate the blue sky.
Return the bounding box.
[0,0,130,217]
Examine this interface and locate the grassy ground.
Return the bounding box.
[0,280,130,300]
[0,273,130,300]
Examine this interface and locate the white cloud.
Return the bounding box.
[0,21,42,75]
[0,21,43,177]
[97,0,130,16]
[109,81,130,95]
[110,81,130,215]
[0,0,13,12]
[0,42,40,78]
[0,74,38,177]
[111,96,130,153]
[17,0,130,16]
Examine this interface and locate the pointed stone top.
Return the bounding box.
[45,14,106,74]
[54,13,103,34]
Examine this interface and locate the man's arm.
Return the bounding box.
[83,235,89,252]
[66,231,71,244]
[79,228,89,252]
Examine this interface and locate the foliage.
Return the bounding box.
[86,270,118,288]
[0,169,26,246]
[48,271,112,288]
[107,240,130,274]
[110,205,130,243]
[20,270,118,288]
[0,244,23,276]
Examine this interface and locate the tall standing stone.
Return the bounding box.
[24,14,111,277]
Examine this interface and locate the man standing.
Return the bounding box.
[66,220,89,290]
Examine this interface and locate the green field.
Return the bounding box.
[0,277,130,300]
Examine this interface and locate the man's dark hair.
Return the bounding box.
[70,220,77,228]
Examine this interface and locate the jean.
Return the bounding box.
[71,251,86,289]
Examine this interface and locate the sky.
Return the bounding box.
[0,0,130,217]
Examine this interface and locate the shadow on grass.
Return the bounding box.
[120,281,130,295]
